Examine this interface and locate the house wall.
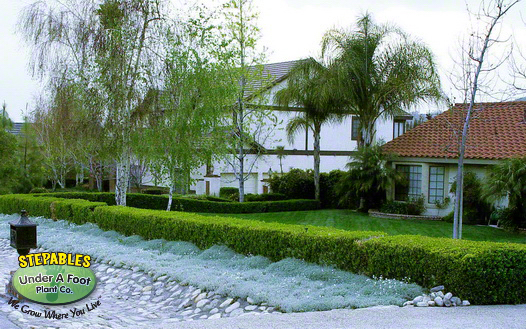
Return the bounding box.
[257,80,395,153]
[387,159,507,216]
[144,79,408,196]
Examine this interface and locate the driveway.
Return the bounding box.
[162,304,526,329]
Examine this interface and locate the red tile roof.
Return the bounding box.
[382,101,526,160]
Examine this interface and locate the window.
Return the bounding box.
[428,166,445,203]
[395,165,422,201]
[393,120,406,139]
[351,116,360,141]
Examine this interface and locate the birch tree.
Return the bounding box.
[450,0,520,239]
[20,0,166,204]
[140,12,235,210]
[94,0,165,205]
[222,0,270,202]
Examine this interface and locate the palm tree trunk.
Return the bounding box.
[313,123,321,201]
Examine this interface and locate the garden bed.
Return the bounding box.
[368,209,442,221]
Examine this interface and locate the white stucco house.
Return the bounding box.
[189,60,413,196]
[382,101,526,216]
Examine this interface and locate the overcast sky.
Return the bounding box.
[1,0,525,122]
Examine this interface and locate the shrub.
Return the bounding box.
[491,207,523,232]
[450,171,491,225]
[443,211,454,223]
[29,187,49,194]
[319,170,355,209]
[219,187,239,201]
[484,158,526,230]
[380,195,426,216]
[34,192,319,213]
[269,169,356,209]
[269,169,315,200]
[335,145,399,212]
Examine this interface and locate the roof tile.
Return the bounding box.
[382,101,526,160]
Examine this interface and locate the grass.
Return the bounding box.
[203,209,526,244]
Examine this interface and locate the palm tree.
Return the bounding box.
[274,58,343,201]
[483,157,526,230]
[275,145,286,174]
[322,13,443,147]
[336,143,401,211]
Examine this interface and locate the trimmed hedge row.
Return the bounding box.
[0,194,106,225]
[0,194,378,271]
[35,192,320,213]
[1,194,525,305]
[363,235,526,305]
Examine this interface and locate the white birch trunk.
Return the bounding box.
[115,151,130,206]
[167,184,174,211]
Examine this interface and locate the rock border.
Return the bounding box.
[405,286,470,308]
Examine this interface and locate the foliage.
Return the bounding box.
[483,157,526,230]
[269,169,315,200]
[490,208,519,230]
[1,102,12,130]
[450,171,491,225]
[0,108,45,194]
[219,187,240,201]
[322,13,443,147]
[34,192,319,213]
[269,169,351,209]
[2,194,525,305]
[336,144,401,211]
[137,12,236,210]
[380,196,426,215]
[319,170,356,209]
[0,129,21,192]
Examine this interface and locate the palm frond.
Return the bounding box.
[285,116,311,145]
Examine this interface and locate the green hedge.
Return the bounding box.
[0,194,106,225]
[245,193,288,202]
[35,192,320,213]
[363,235,526,304]
[0,194,377,271]
[1,194,525,305]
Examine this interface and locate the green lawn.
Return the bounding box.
[203,209,526,244]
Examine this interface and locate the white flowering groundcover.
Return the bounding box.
[0,213,423,312]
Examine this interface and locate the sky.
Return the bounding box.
[1,0,525,122]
